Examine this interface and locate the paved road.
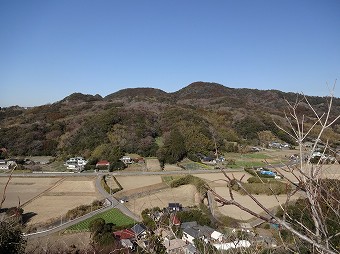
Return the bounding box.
[0,168,244,178]
[7,168,244,239]
[24,204,114,239]
[94,175,140,222]
[24,175,141,239]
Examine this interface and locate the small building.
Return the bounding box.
[96,160,110,169]
[238,222,253,233]
[182,223,215,245]
[121,239,134,249]
[130,224,147,239]
[170,214,181,226]
[114,229,135,240]
[164,238,187,254]
[0,160,9,170]
[168,203,182,212]
[213,240,251,251]
[120,156,133,164]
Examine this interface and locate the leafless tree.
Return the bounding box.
[208,82,340,253]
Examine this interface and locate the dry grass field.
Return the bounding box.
[198,166,339,221]
[23,177,101,225]
[26,232,91,253]
[194,172,252,185]
[0,176,101,226]
[125,184,198,216]
[145,158,161,171]
[214,186,302,221]
[163,164,183,171]
[0,177,62,208]
[193,171,304,221]
[115,175,162,191]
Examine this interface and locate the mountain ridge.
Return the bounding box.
[0,81,339,158]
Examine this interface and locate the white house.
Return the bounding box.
[120,156,133,164]
[65,157,88,169]
[0,160,9,170]
[181,223,215,245]
[213,240,251,250]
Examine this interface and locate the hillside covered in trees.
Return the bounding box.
[1,82,340,164]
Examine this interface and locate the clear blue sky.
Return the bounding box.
[1,0,339,107]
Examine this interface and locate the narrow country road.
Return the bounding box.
[25,175,140,239]
[94,175,140,222]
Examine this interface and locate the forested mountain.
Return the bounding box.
[1,82,340,163]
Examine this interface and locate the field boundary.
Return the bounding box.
[21,177,66,207]
[114,182,168,199]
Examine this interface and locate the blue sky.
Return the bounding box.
[0,0,339,107]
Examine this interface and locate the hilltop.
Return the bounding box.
[0,82,339,161]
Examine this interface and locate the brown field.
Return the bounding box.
[115,175,162,191]
[125,184,198,216]
[50,178,96,193]
[214,186,302,221]
[0,177,62,208]
[26,232,91,253]
[163,164,183,171]
[0,176,101,226]
[194,172,252,184]
[145,158,161,171]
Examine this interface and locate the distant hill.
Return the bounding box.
[0,82,339,159]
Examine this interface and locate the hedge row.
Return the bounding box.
[170,175,206,195]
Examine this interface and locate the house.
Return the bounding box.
[0,160,9,170]
[211,231,223,242]
[168,203,182,212]
[114,229,135,240]
[183,243,197,254]
[64,157,87,171]
[120,156,133,164]
[181,223,215,244]
[0,160,16,170]
[164,238,187,254]
[181,221,198,231]
[170,214,181,226]
[155,228,172,239]
[131,224,147,239]
[213,240,251,251]
[238,222,253,233]
[96,160,110,169]
[120,239,134,249]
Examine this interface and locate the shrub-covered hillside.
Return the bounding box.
[1,82,339,163]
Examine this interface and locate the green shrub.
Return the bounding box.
[240,182,291,195]
[247,176,277,183]
[170,175,206,195]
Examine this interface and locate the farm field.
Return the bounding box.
[213,186,302,221]
[224,149,296,168]
[163,163,183,171]
[125,184,198,216]
[194,172,252,185]
[0,177,62,208]
[19,177,101,226]
[67,208,135,232]
[115,175,162,191]
[145,158,161,171]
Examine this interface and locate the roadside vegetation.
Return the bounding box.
[65,200,103,220]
